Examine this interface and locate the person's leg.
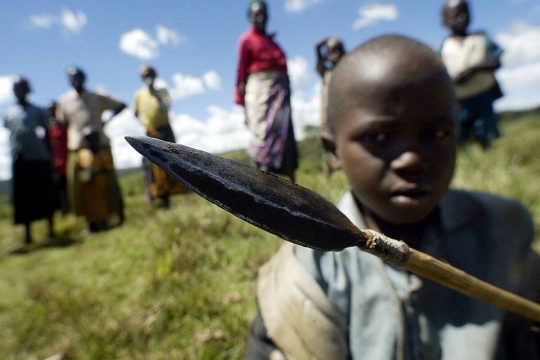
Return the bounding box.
[48,215,55,238]
[24,222,32,244]
[159,195,170,209]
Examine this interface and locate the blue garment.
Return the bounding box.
[4,103,56,223]
[441,32,503,145]
[292,190,537,360]
[4,103,51,161]
[457,83,503,145]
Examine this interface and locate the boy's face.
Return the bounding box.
[331,66,456,224]
[443,4,470,34]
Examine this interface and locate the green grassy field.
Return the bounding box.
[0,113,539,359]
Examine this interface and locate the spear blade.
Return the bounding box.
[125,136,378,253]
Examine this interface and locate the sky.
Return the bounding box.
[1,0,539,180]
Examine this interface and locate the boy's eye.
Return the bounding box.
[359,132,390,145]
[421,128,454,141]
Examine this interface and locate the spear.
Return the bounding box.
[125,136,540,322]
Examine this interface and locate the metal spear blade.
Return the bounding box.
[125,136,365,252]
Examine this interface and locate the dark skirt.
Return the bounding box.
[11,157,56,224]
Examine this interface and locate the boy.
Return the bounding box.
[246,35,539,359]
[315,37,346,177]
[440,0,503,148]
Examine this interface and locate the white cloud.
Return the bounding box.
[288,56,311,87]
[290,83,322,138]
[119,28,159,60]
[156,25,183,46]
[60,9,87,33]
[169,71,222,100]
[495,62,540,111]
[497,62,540,92]
[30,14,55,29]
[203,71,222,91]
[496,22,540,67]
[491,22,540,110]
[29,8,87,34]
[171,106,249,154]
[119,26,183,60]
[104,109,146,169]
[353,3,399,30]
[0,75,16,105]
[285,0,326,13]
[169,73,205,100]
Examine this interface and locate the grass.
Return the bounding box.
[0,112,539,359]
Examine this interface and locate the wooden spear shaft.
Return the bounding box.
[126,136,540,323]
[361,229,540,322]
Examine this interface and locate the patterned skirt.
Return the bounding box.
[245,71,298,177]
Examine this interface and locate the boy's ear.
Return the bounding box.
[321,132,341,166]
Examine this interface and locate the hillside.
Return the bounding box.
[0,112,539,359]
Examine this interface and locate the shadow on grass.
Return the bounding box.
[7,232,82,256]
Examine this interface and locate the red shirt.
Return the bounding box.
[235,27,288,105]
[48,122,68,176]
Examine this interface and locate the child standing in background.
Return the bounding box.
[315,37,346,178]
[440,0,504,148]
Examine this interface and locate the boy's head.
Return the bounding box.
[442,0,470,35]
[325,37,346,65]
[325,34,457,225]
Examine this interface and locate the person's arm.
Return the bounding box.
[133,92,140,119]
[455,33,502,84]
[235,37,250,106]
[455,58,500,84]
[315,38,329,78]
[99,94,126,126]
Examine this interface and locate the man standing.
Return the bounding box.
[56,67,126,232]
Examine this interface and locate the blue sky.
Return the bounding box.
[1,0,539,179]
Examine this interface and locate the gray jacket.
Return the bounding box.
[253,190,539,359]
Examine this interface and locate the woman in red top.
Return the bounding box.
[235,0,298,182]
[47,101,69,215]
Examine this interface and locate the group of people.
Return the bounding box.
[4,64,183,244]
[235,0,503,188]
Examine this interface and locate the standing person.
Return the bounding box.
[315,36,346,178]
[246,35,540,359]
[4,77,56,244]
[56,67,126,233]
[440,0,504,148]
[47,100,69,215]
[133,65,185,208]
[235,0,298,182]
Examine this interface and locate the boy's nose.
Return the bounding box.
[390,150,426,174]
